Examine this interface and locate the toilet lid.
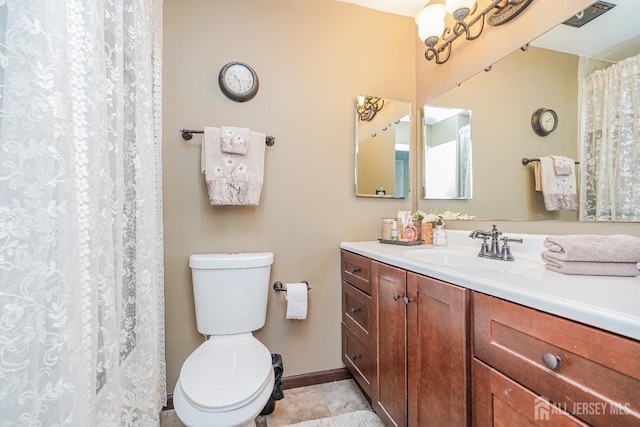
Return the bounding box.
[180,334,272,412]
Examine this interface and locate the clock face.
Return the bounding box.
[218,62,259,102]
[540,111,556,131]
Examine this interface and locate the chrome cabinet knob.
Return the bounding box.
[542,352,561,370]
[393,293,402,301]
[350,307,361,313]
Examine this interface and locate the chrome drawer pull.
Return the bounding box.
[351,307,361,313]
[349,268,361,274]
[542,353,561,370]
[350,354,361,361]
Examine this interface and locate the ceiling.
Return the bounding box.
[337,0,640,61]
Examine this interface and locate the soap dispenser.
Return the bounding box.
[432,219,447,246]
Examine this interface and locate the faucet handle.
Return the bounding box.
[502,236,523,244]
[500,236,523,261]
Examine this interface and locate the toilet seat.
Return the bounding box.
[179,334,272,413]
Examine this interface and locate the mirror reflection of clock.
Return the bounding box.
[531,108,558,136]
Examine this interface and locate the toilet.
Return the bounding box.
[173,252,275,427]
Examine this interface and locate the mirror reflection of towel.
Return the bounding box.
[533,156,577,211]
[550,155,573,176]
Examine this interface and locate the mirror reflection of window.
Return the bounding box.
[422,106,472,200]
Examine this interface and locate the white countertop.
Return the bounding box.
[341,230,640,341]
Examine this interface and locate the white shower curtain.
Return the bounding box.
[579,53,640,221]
[0,0,166,425]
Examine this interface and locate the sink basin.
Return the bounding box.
[403,247,543,272]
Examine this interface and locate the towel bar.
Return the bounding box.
[273,281,311,292]
[180,129,275,146]
[522,157,580,165]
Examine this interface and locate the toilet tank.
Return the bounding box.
[189,252,274,335]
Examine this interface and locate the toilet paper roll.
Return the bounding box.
[285,282,308,320]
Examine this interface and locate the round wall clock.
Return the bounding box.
[218,62,259,102]
[531,108,558,136]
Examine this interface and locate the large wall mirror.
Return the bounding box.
[417,0,640,222]
[355,95,411,198]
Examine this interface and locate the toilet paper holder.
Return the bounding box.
[273,281,311,292]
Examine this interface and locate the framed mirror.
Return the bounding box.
[355,95,411,198]
[422,105,472,200]
[417,1,640,221]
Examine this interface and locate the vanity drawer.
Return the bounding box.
[342,322,375,397]
[473,359,587,426]
[341,250,371,294]
[473,292,640,427]
[342,282,373,345]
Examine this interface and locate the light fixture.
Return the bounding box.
[416,0,534,64]
[357,96,385,121]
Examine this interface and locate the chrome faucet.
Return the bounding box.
[469,225,523,261]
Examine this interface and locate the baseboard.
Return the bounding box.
[163,368,352,411]
[281,367,352,390]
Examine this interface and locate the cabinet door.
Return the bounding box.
[373,261,407,427]
[473,359,588,427]
[407,273,469,427]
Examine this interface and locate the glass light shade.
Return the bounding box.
[446,0,475,20]
[415,4,447,46]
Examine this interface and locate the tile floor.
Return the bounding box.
[160,379,374,427]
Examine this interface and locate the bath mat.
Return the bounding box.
[284,410,384,427]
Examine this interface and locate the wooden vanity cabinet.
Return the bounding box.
[407,272,469,427]
[372,260,470,427]
[342,248,640,427]
[341,250,376,398]
[472,292,640,427]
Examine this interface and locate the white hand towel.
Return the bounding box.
[550,155,574,176]
[285,283,308,320]
[220,126,249,155]
[201,128,265,206]
[533,156,577,211]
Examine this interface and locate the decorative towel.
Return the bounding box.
[541,252,640,276]
[201,127,266,206]
[543,234,640,263]
[550,155,573,176]
[533,156,577,211]
[220,126,249,155]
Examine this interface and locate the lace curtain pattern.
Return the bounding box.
[0,0,166,425]
[579,53,640,221]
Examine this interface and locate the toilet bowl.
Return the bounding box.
[173,252,275,427]
[174,335,275,426]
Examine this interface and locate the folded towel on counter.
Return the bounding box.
[543,234,640,263]
[201,127,265,206]
[541,252,640,276]
[220,126,249,155]
[533,156,577,211]
[550,155,573,176]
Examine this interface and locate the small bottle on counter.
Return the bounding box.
[432,219,448,246]
[391,221,399,241]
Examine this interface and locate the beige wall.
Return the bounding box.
[163,0,415,392]
[419,47,579,220]
[163,0,640,394]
